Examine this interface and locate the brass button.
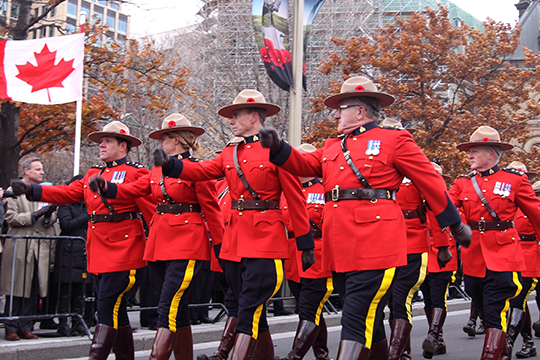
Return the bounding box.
[369,156,373,160]
[125,235,128,238]
[150,181,154,184]
[376,216,381,220]
[481,217,485,220]
[243,160,247,163]
[323,158,327,161]
[406,183,410,187]
[166,176,169,179]
[524,215,528,219]
[84,185,87,188]
[247,145,251,148]
[239,212,243,216]
[178,180,181,183]
[481,204,485,207]
[94,195,97,199]
[464,197,468,200]
[353,138,357,141]
[227,165,230,168]
[315,204,318,207]
[260,165,263,168]
[91,226,95,229]
[185,220,188,223]
[340,166,344,170]
[484,178,488,181]
[482,189,486,193]
[302,189,306,192]
[333,204,337,208]
[106,169,110,172]
[512,237,515,240]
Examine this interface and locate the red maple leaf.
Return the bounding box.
[16,43,76,102]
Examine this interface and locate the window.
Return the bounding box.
[106,13,115,30]
[117,17,127,35]
[67,1,77,18]
[49,26,54,37]
[93,6,103,24]
[0,1,7,16]
[42,5,48,16]
[10,3,19,19]
[109,2,119,10]
[98,0,107,6]
[33,8,38,17]
[50,7,55,17]
[40,27,46,38]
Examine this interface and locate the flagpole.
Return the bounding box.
[73,13,86,176]
[288,0,304,147]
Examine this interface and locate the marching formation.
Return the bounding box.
[7,75,540,360]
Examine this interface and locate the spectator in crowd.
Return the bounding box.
[0,157,58,341]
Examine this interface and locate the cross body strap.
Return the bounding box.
[97,167,117,213]
[471,175,501,221]
[341,135,371,189]
[233,143,260,200]
[159,175,176,204]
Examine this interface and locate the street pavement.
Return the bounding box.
[0,297,538,359]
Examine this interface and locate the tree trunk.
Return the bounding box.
[0,102,21,187]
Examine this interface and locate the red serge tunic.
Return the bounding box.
[395,179,430,254]
[29,158,155,274]
[270,123,461,273]
[166,136,314,262]
[515,208,540,278]
[104,154,224,262]
[449,166,540,277]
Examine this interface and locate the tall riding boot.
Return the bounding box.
[173,326,193,360]
[400,336,411,360]
[231,333,258,360]
[481,328,506,360]
[463,302,479,337]
[422,308,447,358]
[149,328,177,360]
[197,317,238,360]
[388,319,413,360]
[369,338,388,360]
[336,340,371,360]
[279,320,319,360]
[506,308,526,360]
[312,318,330,360]
[516,307,537,358]
[89,324,117,360]
[253,330,274,360]
[112,325,134,360]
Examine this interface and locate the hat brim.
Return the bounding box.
[441,174,452,180]
[525,172,537,179]
[324,91,395,109]
[217,103,281,118]
[456,141,514,151]
[88,131,142,147]
[148,126,205,140]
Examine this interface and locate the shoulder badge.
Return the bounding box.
[91,164,105,169]
[126,161,145,169]
[226,137,245,147]
[457,172,475,179]
[379,125,402,131]
[188,157,201,163]
[503,168,524,176]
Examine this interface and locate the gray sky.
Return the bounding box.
[124,0,521,38]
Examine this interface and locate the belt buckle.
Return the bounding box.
[331,186,340,202]
[478,220,486,233]
[237,198,245,211]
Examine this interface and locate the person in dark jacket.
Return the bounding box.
[55,175,88,336]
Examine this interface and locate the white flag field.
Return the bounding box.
[0,33,84,105]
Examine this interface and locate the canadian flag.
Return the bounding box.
[0,33,84,105]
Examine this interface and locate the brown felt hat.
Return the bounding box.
[506,161,537,179]
[323,76,395,109]
[532,181,540,194]
[296,143,317,154]
[431,162,451,180]
[379,118,415,134]
[456,126,513,151]
[88,121,142,147]
[218,89,281,118]
[148,113,205,140]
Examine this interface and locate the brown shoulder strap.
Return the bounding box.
[233,143,260,200]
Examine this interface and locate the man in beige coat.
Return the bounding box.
[0,157,58,341]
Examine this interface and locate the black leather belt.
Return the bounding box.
[231,199,280,211]
[519,234,537,242]
[156,203,201,214]
[89,211,141,223]
[324,187,396,202]
[467,220,515,232]
[402,210,420,219]
[288,229,322,239]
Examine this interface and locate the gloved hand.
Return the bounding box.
[153,147,170,167]
[302,249,315,272]
[436,246,453,269]
[33,204,55,220]
[88,176,107,193]
[450,222,472,248]
[10,179,32,196]
[43,205,57,226]
[259,127,283,152]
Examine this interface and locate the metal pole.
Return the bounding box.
[288,0,304,147]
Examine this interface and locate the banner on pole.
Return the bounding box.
[252,0,326,91]
[0,33,84,105]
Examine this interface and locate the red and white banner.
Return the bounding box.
[0,33,84,105]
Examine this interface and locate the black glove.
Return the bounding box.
[43,205,57,226]
[436,246,453,269]
[153,147,170,167]
[301,249,315,272]
[450,222,472,248]
[33,204,55,220]
[10,179,32,196]
[259,127,283,151]
[88,176,107,193]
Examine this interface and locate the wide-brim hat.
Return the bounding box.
[218,89,281,118]
[506,161,537,179]
[431,162,451,180]
[296,143,317,154]
[532,181,540,194]
[148,113,205,140]
[457,126,513,151]
[323,76,395,109]
[379,118,415,134]
[88,121,142,147]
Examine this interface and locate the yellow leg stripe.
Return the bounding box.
[113,269,137,330]
[365,267,395,349]
[314,277,334,326]
[451,271,457,284]
[501,272,523,332]
[522,278,538,311]
[251,259,284,340]
[168,260,196,332]
[405,253,428,323]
